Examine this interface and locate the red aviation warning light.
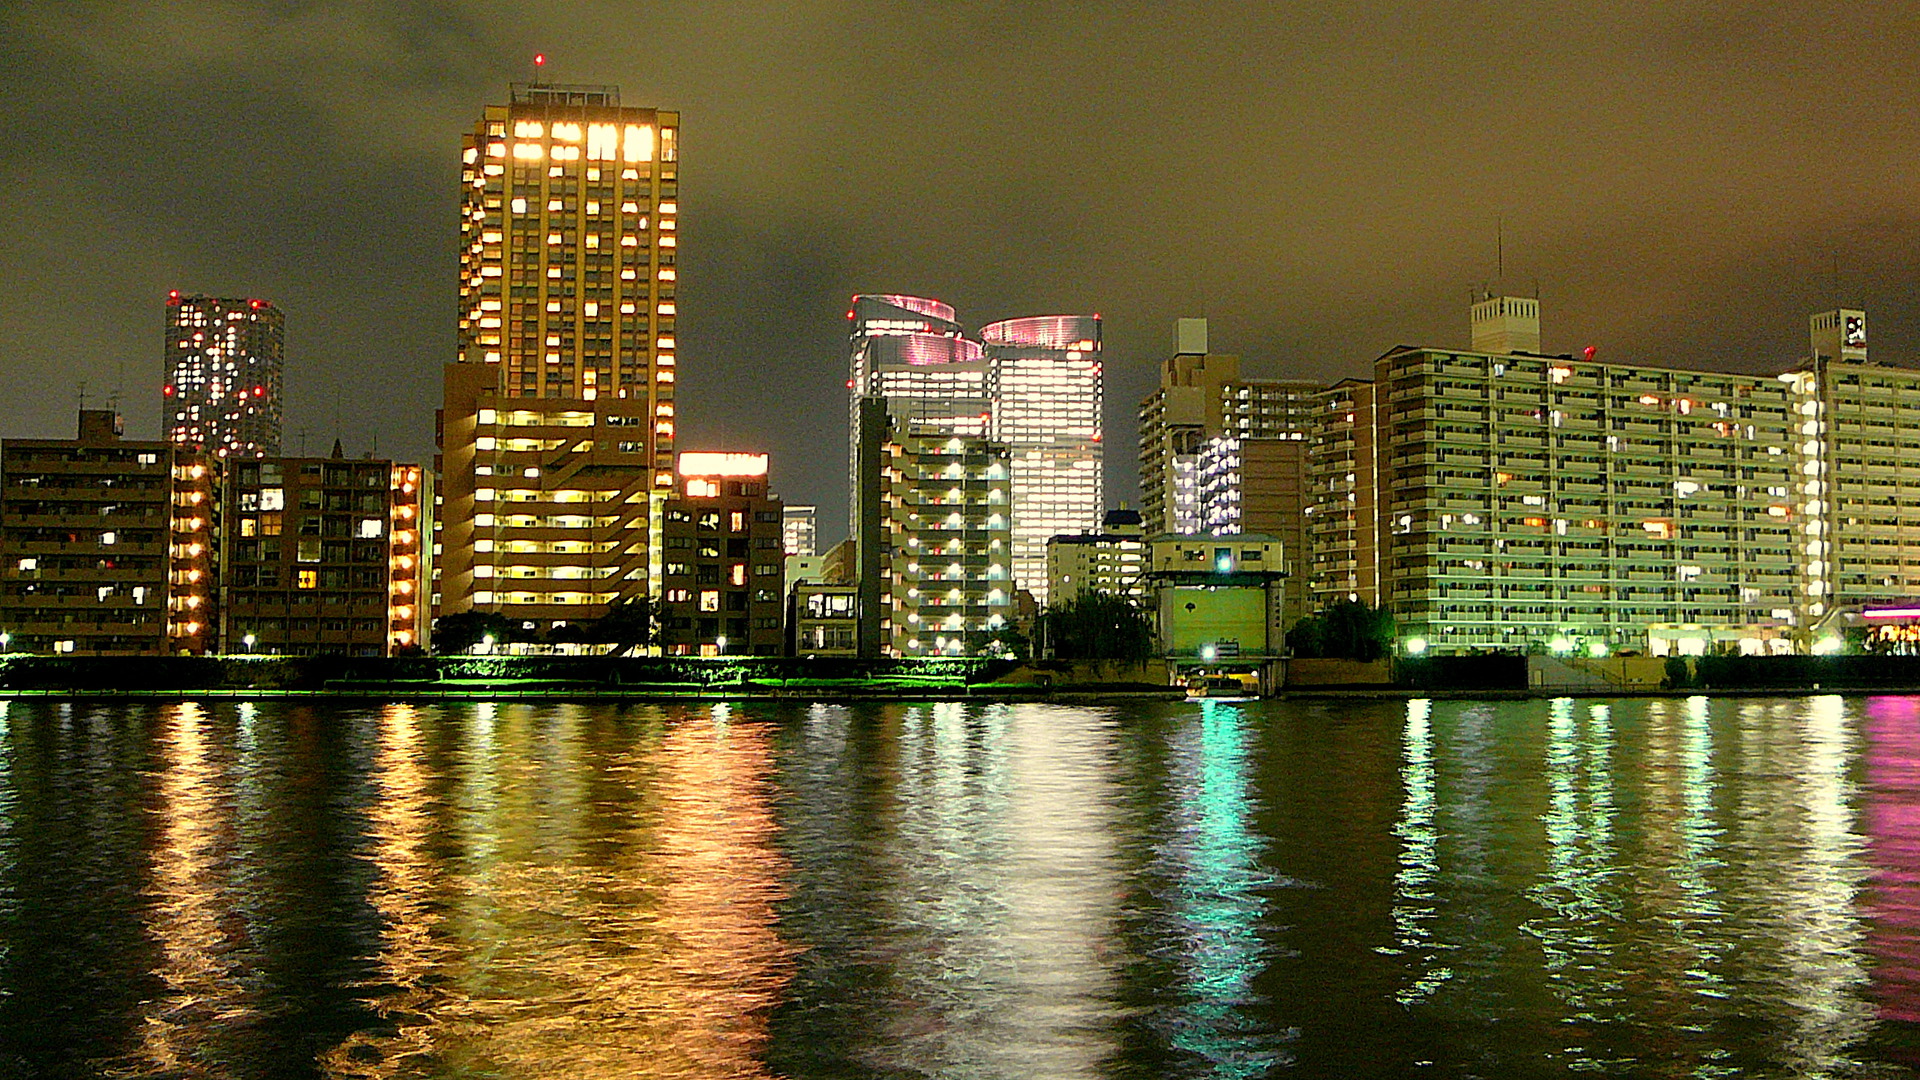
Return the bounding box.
[534,53,547,68]
[1584,346,1597,362]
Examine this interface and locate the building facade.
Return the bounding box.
[1197,436,1311,630]
[0,410,217,654]
[876,423,1016,656]
[164,293,284,459]
[440,82,680,633]
[1046,508,1147,604]
[1305,298,1807,656]
[849,296,1104,604]
[1783,309,1920,642]
[788,581,858,656]
[782,503,817,557]
[1138,318,1318,536]
[219,453,431,656]
[1303,379,1380,610]
[982,315,1104,607]
[655,453,785,655]
[847,294,989,537]
[1144,534,1288,668]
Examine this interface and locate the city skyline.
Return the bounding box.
[4,4,1920,534]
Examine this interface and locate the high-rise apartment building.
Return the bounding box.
[883,425,1015,656]
[0,410,217,654]
[1307,298,1803,656]
[1782,309,1920,639]
[852,406,1017,657]
[219,453,431,656]
[1137,318,1317,536]
[438,82,679,635]
[1197,435,1311,628]
[982,315,1103,607]
[164,293,284,458]
[1303,379,1380,610]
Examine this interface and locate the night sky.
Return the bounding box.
[3,1,1918,539]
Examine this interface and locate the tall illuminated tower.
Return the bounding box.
[982,315,1103,607]
[846,294,987,535]
[163,292,284,458]
[438,82,680,634]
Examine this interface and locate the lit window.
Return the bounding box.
[297,569,318,589]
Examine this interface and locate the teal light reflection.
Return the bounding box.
[1161,699,1287,1075]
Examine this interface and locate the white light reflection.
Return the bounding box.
[1387,698,1449,1003]
[1525,698,1627,1064]
[1773,695,1873,1072]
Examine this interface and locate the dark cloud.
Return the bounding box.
[1,1,1917,537]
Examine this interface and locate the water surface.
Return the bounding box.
[0,695,1916,1077]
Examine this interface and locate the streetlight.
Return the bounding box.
[0,632,11,652]
[1404,637,1429,656]
[243,633,256,654]
[481,633,496,655]
[716,635,728,655]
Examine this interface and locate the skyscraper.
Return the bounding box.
[437,82,679,636]
[982,315,1103,607]
[164,292,284,458]
[847,295,1103,607]
[846,294,987,536]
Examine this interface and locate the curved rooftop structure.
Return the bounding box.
[980,314,1102,352]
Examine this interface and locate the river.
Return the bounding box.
[0,695,1916,1078]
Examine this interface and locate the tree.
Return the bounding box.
[1038,591,1156,661]
[1287,601,1395,661]
[432,611,514,655]
[581,597,656,657]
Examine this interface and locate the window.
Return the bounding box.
[729,511,746,532]
[297,569,318,589]
[359,519,384,539]
[260,488,285,510]
[698,590,720,612]
[261,513,283,536]
[297,539,321,563]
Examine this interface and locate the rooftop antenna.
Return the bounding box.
[75,380,88,413]
[295,426,310,456]
[1496,215,1505,290]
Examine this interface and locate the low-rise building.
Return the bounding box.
[656,453,785,655]
[788,581,858,656]
[219,450,431,656]
[1144,534,1287,676]
[1046,508,1147,604]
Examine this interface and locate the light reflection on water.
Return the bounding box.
[0,697,1916,1077]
